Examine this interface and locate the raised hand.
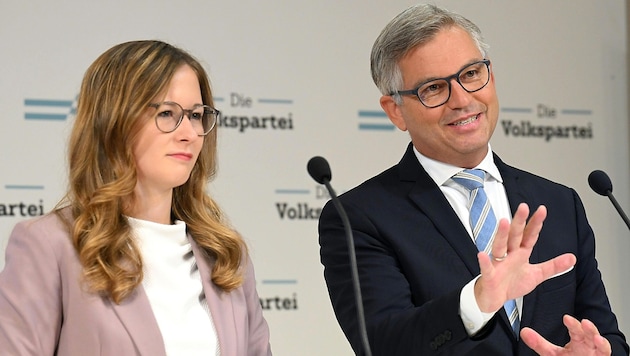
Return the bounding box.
[474,203,577,313]
[521,315,612,355]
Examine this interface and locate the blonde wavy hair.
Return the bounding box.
[55,40,245,304]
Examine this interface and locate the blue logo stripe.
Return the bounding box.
[358,110,394,131]
[358,110,387,118]
[275,189,309,194]
[25,113,67,120]
[258,98,293,104]
[561,109,592,115]
[262,280,298,284]
[501,107,532,113]
[24,99,74,107]
[359,123,395,131]
[5,185,45,190]
[24,97,75,121]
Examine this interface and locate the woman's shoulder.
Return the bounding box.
[10,208,74,252]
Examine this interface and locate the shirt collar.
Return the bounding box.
[413,144,503,186]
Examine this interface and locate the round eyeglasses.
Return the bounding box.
[392,59,491,108]
[149,101,219,136]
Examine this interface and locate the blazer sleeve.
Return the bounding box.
[242,254,272,356]
[0,217,65,355]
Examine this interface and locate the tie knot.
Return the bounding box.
[452,169,486,191]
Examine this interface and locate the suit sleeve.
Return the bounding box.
[242,255,272,356]
[569,190,629,355]
[319,199,493,356]
[0,219,64,355]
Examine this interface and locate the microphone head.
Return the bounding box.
[307,156,332,184]
[588,169,613,196]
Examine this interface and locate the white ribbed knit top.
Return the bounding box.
[128,217,220,356]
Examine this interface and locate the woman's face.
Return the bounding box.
[132,64,205,199]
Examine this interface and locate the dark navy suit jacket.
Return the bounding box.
[319,143,628,355]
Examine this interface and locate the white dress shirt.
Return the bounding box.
[413,144,523,335]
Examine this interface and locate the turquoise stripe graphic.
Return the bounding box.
[24,99,74,107]
[358,110,394,131]
[358,110,387,117]
[24,113,67,120]
[5,185,45,190]
[258,98,293,104]
[561,109,592,115]
[275,189,310,194]
[359,123,396,131]
[501,107,532,113]
[262,280,298,284]
[24,97,75,121]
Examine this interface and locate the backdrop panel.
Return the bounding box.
[1,1,627,354]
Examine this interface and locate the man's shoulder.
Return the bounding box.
[495,154,571,189]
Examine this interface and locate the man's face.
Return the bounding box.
[381,26,499,168]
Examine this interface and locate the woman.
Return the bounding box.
[0,40,272,355]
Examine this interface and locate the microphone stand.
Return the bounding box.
[322,177,372,356]
[603,190,630,230]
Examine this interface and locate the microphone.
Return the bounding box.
[588,169,630,230]
[307,156,372,356]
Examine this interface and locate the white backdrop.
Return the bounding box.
[1,1,628,355]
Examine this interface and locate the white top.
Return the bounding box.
[128,217,220,356]
[413,144,522,335]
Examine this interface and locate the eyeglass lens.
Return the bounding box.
[154,102,217,135]
[418,61,490,108]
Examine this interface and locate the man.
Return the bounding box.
[318,4,628,355]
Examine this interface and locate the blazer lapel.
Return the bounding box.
[399,143,481,276]
[495,154,540,331]
[189,237,239,355]
[109,287,167,356]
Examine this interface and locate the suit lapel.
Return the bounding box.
[109,287,167,356]
[495,155,540,330]
[399,143,481,276]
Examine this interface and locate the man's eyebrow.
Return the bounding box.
[408,58,484,88]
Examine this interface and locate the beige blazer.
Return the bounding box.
[0,212,272,355]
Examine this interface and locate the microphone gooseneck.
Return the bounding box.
[588,169,630,230]
[307,156,372,356]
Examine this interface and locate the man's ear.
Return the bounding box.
[380,95,407,131]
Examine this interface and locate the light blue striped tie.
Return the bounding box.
[452,169,520,335]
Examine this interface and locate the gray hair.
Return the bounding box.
[370,4,490,104]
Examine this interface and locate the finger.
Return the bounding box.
[593,334,612,355]
[477,251,493,277]
[536,254,577,284]
[580,318,612,354]
[563,314,586,344]
[580,317,600,337]
[476,252,506,313]
[520,205,547,250]
[520,327,562,355]
[506,203,530,252]
[490,219,510,260]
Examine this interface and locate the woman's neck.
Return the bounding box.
[125,189,173,224]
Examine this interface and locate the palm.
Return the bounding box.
[474,204,576,313]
